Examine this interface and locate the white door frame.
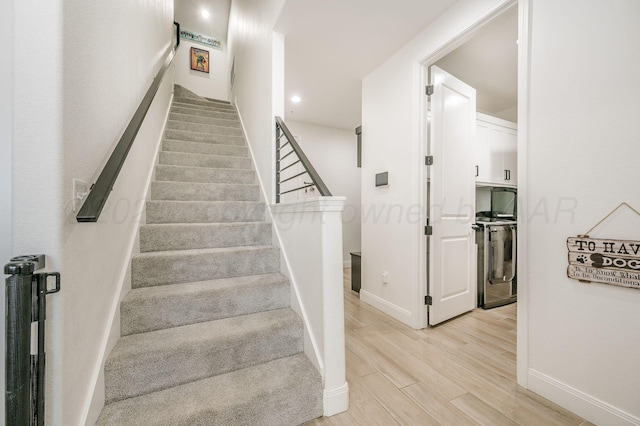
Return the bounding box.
[415,0,530,388]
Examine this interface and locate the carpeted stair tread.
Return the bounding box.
[166,120,244,137]
[171,103,239,118]
[174,85,232,106]
[131,245,280,288]
[168,112,241,128]
[173,96,236,110]
[105,308,303,403]
[145,200,265,224]
[120,273,290,335]
[159,150,251,169]
[96,353,323,426]
[154,164,256,185]
[164,128,245,145]
[139,222,272,252]
[162,139,248,157]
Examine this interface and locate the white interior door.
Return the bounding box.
[428,65,476,326]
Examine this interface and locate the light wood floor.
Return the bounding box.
[304,269,592,426]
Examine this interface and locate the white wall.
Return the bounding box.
[227,0,286,202]
[1,0,13,421]
[13,0,64,423]
[524,1,640,423]
[285,121,361,266]
[62,1,174,424]
[174,40,229,100]
[360,0,510,328]
[10,0,173,424]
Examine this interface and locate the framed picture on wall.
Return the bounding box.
[190,47,209,73]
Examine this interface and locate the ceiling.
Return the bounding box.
[274,0,458,130]
[174,0,231,44]
[176,0,518,129]
[435,7,518,121]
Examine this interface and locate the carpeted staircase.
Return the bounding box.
[95,86,323,425]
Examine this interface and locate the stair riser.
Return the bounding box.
[162,140,247,157]
[105,311,303,402]
[140,223,272,252]
[174,95,235,107]
[145,201,265,224]
[166,121,244,137]
[120,275,290,335]
[171,103,238,118]
[173,97,236,110]
[168,112,240,128]
[164,129,245,146]
[202,97,231,105]
[159,151,251,169]
[150,182,259,202]
[131,247,280,288]
[155,165,255,185]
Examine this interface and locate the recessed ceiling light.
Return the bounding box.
[201,10,210,19]
[291,95,302,103]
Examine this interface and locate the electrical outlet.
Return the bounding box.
[73,179,90,212]
[382,271,388,284]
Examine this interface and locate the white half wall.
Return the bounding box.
[271,197,349,417]
[524,1,640,423]
[361,0,510,329]
[285,120,361,265]
[174,40,229,100]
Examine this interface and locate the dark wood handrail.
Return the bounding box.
[275,116,331,202]
[76,23,180,222]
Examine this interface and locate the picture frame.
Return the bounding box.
[190,47,209,73]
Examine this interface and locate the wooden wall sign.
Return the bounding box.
[567,236,640,289]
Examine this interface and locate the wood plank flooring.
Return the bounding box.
[303,270,593,426]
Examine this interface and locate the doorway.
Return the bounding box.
[419,0,527,384]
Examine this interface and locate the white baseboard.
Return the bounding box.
[323,382,349,417]
[528,369,640,426]
[343,259,351,268]
[359,290,413,326]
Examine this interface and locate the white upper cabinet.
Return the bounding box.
[475,113,517,187]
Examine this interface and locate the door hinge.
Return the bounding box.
[425,85,434,96]
[425,156,433,166]
[424,295,432,305]
[424,225,433,235]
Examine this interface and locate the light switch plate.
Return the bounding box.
[73,179,90,212]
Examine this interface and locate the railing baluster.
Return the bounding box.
[280,183,316,195]
[276,123,282,203]
[280,159,301,173]
[280,171,308,184]
[274,117,331,202]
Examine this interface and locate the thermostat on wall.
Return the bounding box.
[375,172,389,187]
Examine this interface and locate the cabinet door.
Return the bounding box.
[490,125,517,186]
[475,121,492,183]
[501,127,517,185]
[489,125,506,183]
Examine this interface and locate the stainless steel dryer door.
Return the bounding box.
[488,224,516,284]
